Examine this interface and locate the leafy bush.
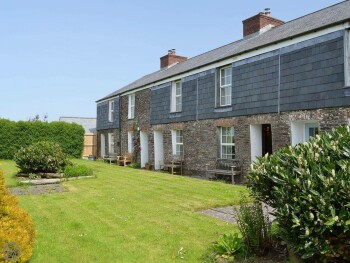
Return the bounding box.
[0,119,84,159]
[0,170,35,262]
[234,197,271,256]
[211,233,247,261]
[64,164,93,178]
[248,126,350,261]
[14,141,70,173]
[128,162,141,169]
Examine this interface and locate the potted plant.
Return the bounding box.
[145,162,152,170]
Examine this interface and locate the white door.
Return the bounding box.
[154,131,164,170]
[250,124,262,163]
[140,131,149,168]
[100,134,106,157]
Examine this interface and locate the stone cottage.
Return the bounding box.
[96,1,350,179]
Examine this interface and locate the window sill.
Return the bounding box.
[169,112,182,118]
[214,106,232,113]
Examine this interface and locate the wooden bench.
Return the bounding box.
[103,153,117,164]
[163,155,184,175]
[205,159,242,184]
[117,153,133,166]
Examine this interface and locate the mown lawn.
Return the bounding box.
[1,159,248,262]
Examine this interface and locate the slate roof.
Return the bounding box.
[59,117,97,133]
[97,0,350,102]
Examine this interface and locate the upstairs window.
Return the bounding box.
[108,100,114,122]
[171,81,182,112]
[128,94,135,119]
[221,127,235,159]
[219,66,232,106]
[172,130,184,156]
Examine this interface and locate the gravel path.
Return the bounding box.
[9,184,68,196]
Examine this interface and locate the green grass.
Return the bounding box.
[1,159,248,262]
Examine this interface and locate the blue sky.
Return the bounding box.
[0,0,343,121]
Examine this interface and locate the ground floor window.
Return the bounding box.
[221,127,235,159]
[108,133,115,154]
[291,121,319,146]
[128,131,133,153]
[171,130,183,156]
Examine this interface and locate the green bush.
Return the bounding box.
[128,162,141,169]
[0,119,84,159]
[64,164,93,178]
[14,141,70,173]
[0,170,35,262]
[210,233,247,261]
[234,197,271,256]
[248,126,350,261]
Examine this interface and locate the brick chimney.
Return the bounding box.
[160,49,187,69]
[242,8,284,37]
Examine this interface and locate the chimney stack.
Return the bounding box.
[160,49,187,69]
[242,8,284,37]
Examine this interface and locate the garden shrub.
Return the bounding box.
[0,119,84,159]
[14,141,70,173]
[128,162,141,169]
[0,170,35,262]
[64,164,93,178]
[210,233,248,261]
[234,197,271,256]
[248,126,350,261]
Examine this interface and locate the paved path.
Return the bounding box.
[201,204,275,224]
[9,184,68,196]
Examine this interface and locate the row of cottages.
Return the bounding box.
[96,1,350,181]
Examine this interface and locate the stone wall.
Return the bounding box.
[147,107,350,181]
[120,89,151,163]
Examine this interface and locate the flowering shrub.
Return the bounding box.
[0,170,35,262]
[248,126,350,261]
[14,141,70,173]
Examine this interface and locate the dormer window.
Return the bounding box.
[171,80,182,112]
[108,100,114,122]
[219,66,232,106]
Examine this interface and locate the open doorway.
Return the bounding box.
[250,124,273,162]
[262,124,272,156]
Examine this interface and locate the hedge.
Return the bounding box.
[0,119,84,159]
[0,170,36,262]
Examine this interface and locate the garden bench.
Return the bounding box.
[205,159,242,184]
[103,153,117,164]
[117,153,133,166]
[162,155,184,175]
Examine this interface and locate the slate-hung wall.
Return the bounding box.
[150,31,346,125]
[96,97,120,130]
[280,31,345,111]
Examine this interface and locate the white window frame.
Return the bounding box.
[219,66,232,107]
[108,133,115,154]
[128,94,135,119]
[108,100,114,122]
[128,131,133,153]
[220,127,235,159]
[171,80,182,112]
[171,130,183,156]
